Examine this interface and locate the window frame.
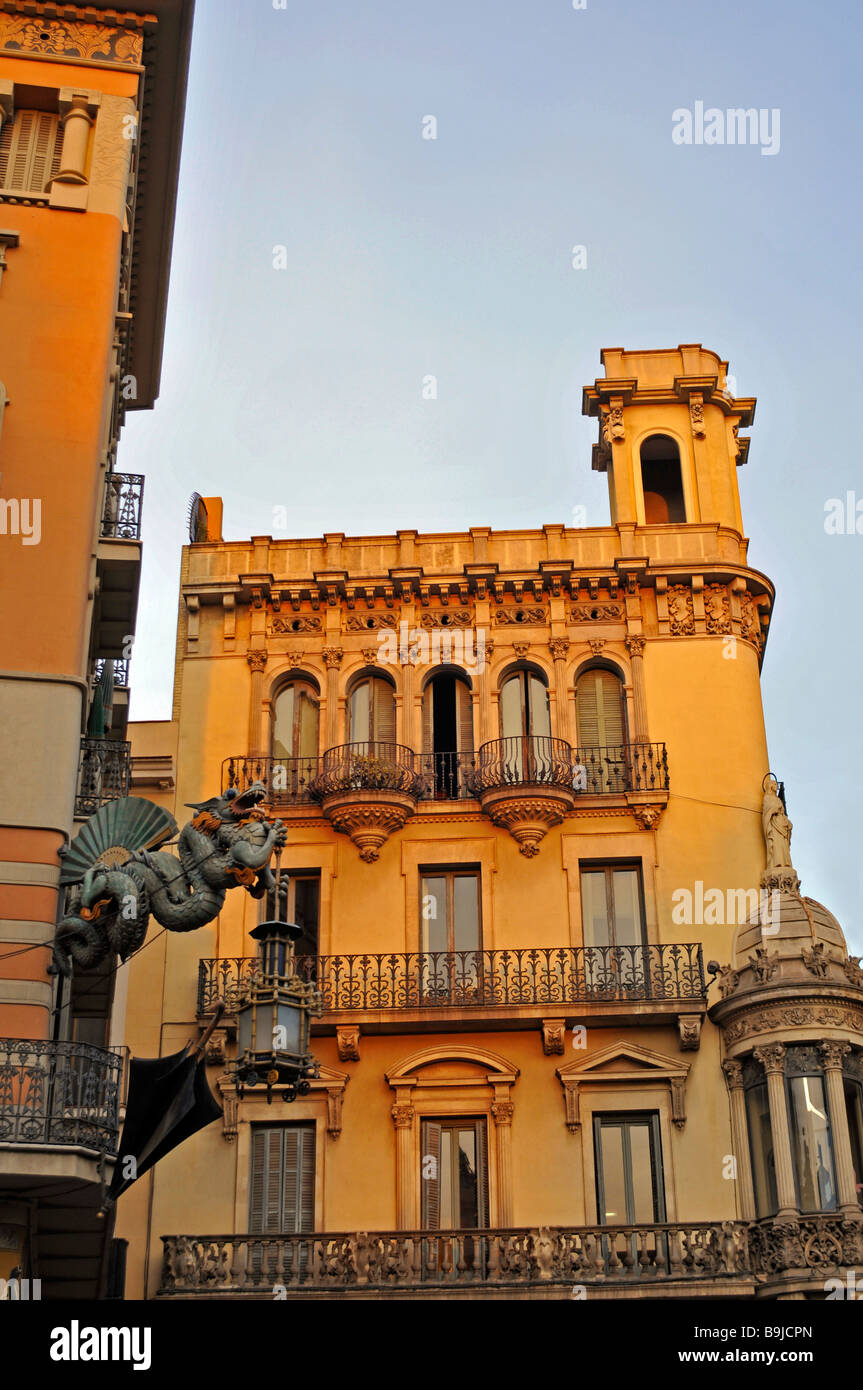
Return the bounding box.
[419,866,482,956]
[579,860,647,951]
[592,1110,667,1226]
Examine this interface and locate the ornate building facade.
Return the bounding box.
[0,0,193,1297]
[116,343,863,1299]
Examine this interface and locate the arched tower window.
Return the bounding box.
[422,670,474,798]
[348,674,396,746]
[640,434,686,523]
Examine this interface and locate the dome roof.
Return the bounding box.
[733,890,847,969]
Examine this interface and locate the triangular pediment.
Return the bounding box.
[557,1040,689,1083]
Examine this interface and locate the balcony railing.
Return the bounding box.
[197,944,705,1016]
[74,737,131,817]
[101,472,144,541]
[220,743,669,806]
[92,657,130,689]
[0,1039,122,1154]
[309,742,425,800]
[160,1221,751,1295]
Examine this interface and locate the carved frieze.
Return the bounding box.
[704,584,731,634]
[0,12,145,64]
[723,1003,863,1045]
[667,585,695,636]
[570,603,624,623]
[494,607,546,626]
[420,609,473,629]
[269,616,322,634]
[345,613,397,632]
[738,592,763,651]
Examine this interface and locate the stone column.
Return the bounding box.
[754,1043,798,1221]
[624,635,649,743]
[549,638,573,744]
[820,1041,860,1215]
[56,89,99,183]
[391,1103,415,1228]
[491,1098,514,1226]
[246,650,268,757]
[478,639,494,745]
[322,647,344,750]
[722,1059,756,1220]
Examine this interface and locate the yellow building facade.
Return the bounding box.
[117,344,863,1300]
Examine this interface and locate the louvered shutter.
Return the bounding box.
[372,678,396,744]
[421,683,434,754]
[421,1120,442,1228]
[249,1128,283,1233]
[250,1125,315,1233]
[456,680,474,754]
[576,670,625,746]
[475,1120,490,1228]
[1,111,60,193]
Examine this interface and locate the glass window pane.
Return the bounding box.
[745,1082,778,1217]
[528,676,551,738]
[272,687,296,760]
[611,869,643,947]
[788,1075,837,1212]
[627,1123,655,1223]
[420,876,448,954]
[500,675,525,740]
[581,871,610,948]
[844,1079,863,1204]
[458,1129,479,1227]
[452,875,480,952]
[349,681,370,744]
[598,1124,626,1223]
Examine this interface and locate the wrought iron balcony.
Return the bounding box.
[0,1039,122,1155]
[101,472,144,541]
[197,944,706,1017]
[574,742,669,795]
[468,736,576,794]
[223,756,322,807]
[160,1220,753,1296]
[74,737,131,817]
[309,742,425,800]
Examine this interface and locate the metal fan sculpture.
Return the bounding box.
[53,784,287,976]
[187,492,209,544]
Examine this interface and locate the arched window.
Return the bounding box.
[272,680,319,762]
[348,674,396,747]
[499,670,551,740]
[575,668,628,792]
[422,671,474,798]
[640,434,686,523]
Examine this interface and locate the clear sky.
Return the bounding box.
[123,0,862,947]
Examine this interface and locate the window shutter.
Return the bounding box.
[249,1128,283,1233]
[576,670,625,748]
[372,680,396,744]
[421,1120,442,1228]
[298,1126,316,1232]
[422,683,434,754]
[250,1126,315,1234]
[1,111,60,192]
[456,680,474,754]
[476,1120,490,1228]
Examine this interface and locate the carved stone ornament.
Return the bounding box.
[819,1041,851,1070]
[723,1003,863,1045]
[603,405,625,441]
[321,646,344,668]
[677,1015,702,1051]
[667,585,695,636]
[704,584,731,634]
[753,1042,786,1074]
[717,964,741,999]
[587,639,606,656]
[739,592,763,651]
[802,942,830,978]
[512,641,531,659]
[491,1101,515,1126]
[246,650,268,674]
[494,607,546,626]
[624,635,645,657]
[345,614,397,633]
[749,946,779,983]
[420,609,473,629]
[761,776,793,872]
[571,603,623,623]
[690,398,706,438]
[391,1104,415,1129]
[548,638,570,660]
[361,647,378,665]
[541,1019,566,1055]
[217,1074,239,1143]
[631,805,663,832]
[287,652,305,668]
[843,956,863,987]
[722,1059,744,1090]
[0,12,145,65]
[485,795,570,856]
[269,615,322,635]
[336,1026,361,1062]
[325,797,415,862]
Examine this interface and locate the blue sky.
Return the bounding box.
[123,0,862,946]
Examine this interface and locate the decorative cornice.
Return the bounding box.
[0,7,146,66]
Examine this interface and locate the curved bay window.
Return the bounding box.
[575,668,628,792]
[785,1046,838,1213]
[843,1050,863,1204]
[422,671,474,798]
[640,434,686,524]
[348,674,396,748]
[272,681,319,796]
[742,1056,778,1218]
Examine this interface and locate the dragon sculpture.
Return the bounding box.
[53,783,286,976]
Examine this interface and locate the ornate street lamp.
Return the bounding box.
[233,874,322,1103]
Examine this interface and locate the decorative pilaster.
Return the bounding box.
[391,1103,415,1227]
[322,647,344,748]
[819,1042,860,1215]
[722,1059,756,1220]
[753,1043,798,1221]
[548,638,573,743]
[246,649,268,756]
[624,635,649,743]
[491,1096,515,1226]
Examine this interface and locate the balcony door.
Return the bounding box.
[348,675,396,748]
[594,1113,666,1270]
[575,669,628,791]
[580,863,647,994]
[249,1124,315,1282]
[499,671,552,781]
[272,681,319,796]
[422,673,474,798]
[420,870,481,1000]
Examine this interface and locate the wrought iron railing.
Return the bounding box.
[101,472,144,541]
[74,737,131,817]
[309,742,425,800]
[573,743,669,794]
[223,756,323,807]
[468,736,579,793]
[160,1221,751,1294]
[197,944,705,1016]
[416,749,477,800]
[92,657,130,689]
[0,1039,122,1154]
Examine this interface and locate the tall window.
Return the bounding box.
[594,1113,666,1224]
[249,1124,315,1279]
[271,680,319,791]
[422,672,474,798]
[263,871,320,960]
[640,434,686,523]
[420,870,481,955]
[348,675,396,745]
[743,1056,778,1218]
[785,1047,838,1213]
[575,668,628,791]
[421,1118,489,1229]
[499,670,551,740]
[580,863,646,949]
[0,109,61,194]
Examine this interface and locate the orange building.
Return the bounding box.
[0,0,193,1296]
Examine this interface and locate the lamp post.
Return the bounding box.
[233,864,322,1104]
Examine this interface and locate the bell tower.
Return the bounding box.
[582,343,756,535]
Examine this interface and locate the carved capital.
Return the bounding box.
[491,1101,514,1127]
[722,1059,744,1091]
[624,635,646,658]
[322,646,344,669]
[548,638,570,661]
[819,1040,851,1070]
[754,1042,786,1075]
[246,650,268,674]
[336,1025,361,1062]
[391,1104,415,1130]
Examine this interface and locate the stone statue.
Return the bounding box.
[761,776,793,870]
[53,783,286,975]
